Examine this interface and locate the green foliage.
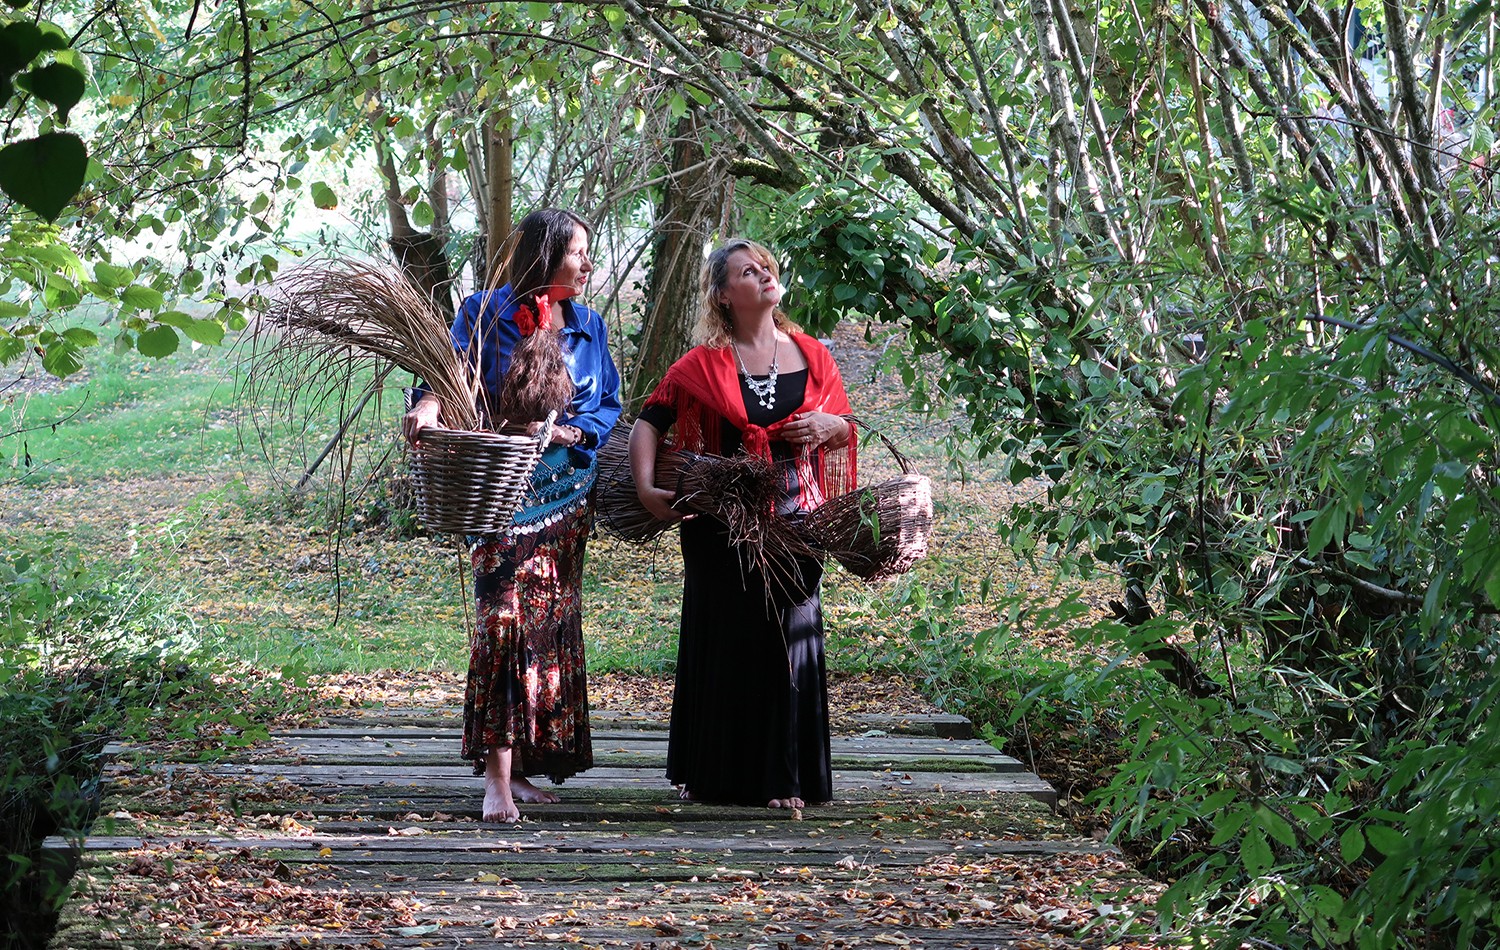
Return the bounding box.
[0,16,86,221]
[678,0,1500,942]
[1,532,314,948]
[1,334,239,482]
[1,0,1496,942]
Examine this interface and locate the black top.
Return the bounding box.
[639,369,808,456]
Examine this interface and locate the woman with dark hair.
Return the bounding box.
[404,208,622,822]
[626,238,856,809]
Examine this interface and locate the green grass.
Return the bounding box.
[4,345,236,482]
[3,334,1088,695]
[2,339,404,485]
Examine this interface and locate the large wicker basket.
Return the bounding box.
[408,416,553,535]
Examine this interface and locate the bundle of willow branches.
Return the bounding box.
[801,473,934,581]
[593,437,811,571]
[592,436,685,542]
[261,260,484,431]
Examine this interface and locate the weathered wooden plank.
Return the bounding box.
[255,731,1003,754]
[312,708,975,739]
[53,863,1081,947]
[161,763,1055,801]
[50,831,1114,859]
[46,701,1124,950]
[238,732,1014,759]
[187,750,1018,774]
[95,799,1074,844]
[53,912,1044,950]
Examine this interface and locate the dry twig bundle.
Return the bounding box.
[593,436,687,542]
[593,437,812,571]
[801,473,934,581]
[261,260,484,431]
[254,260,560,536]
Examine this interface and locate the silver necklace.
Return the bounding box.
[732,336,779,410]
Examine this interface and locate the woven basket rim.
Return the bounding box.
[414,425,545,446]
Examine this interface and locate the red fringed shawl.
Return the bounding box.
[643,333,857,512]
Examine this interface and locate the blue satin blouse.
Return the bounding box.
[447,283,622,464]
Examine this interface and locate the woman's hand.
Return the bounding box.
[527,421,585,446]
[552,424,584,447]
[627,418,687,522]
[780,411,850,449]
[403,395,442,446]
[638,484,685,522]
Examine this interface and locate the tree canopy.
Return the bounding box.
[4,0,1500,944]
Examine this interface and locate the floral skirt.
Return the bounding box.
[461,505,593,780]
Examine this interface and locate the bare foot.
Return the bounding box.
[483,781,520,823]
[767,797,805,810]
[678,786,695,801]
[482,748,521,823]
[512,776,560,804]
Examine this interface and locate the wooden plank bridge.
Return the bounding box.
[48,700,1150,948]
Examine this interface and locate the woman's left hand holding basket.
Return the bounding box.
[403,394,442,446]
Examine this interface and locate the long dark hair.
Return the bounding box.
[507,208,591,300]
[495,209,591,426]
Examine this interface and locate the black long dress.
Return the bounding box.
[639,369,833,805]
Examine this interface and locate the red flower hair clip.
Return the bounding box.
[512,292,551,337]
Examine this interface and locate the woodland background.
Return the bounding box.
[4,0,1500,947]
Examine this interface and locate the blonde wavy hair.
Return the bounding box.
[693,239,801,348]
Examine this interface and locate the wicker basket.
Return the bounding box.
[408,416,553,535]
[802,472,934,581]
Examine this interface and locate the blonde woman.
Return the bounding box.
[627,239,855,809]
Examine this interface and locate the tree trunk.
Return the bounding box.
[484,105,515,284]
[375,132,454,321]
[626,111,731,411]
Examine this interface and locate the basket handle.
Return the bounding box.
[844,414,914,475]
[536,410,558,451]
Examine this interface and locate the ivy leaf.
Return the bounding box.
[1257,807,1297,848]
[93,261,133,289]
[0,23,45,81]
[1484,560,1500,611]
[1240,826,1272,872]
[1456,0,1496,36]
[154,310,194,329]
[1339,825,1365,863]
[136,325,179,357]
[16,61,84,121]
[121,285,165,310]
[60,326,97,346]
[1141,480,1165,507]
[182,318,224,346]
[0,330,26,364]
[0,131,86,221]
[1364,824,1407,857]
